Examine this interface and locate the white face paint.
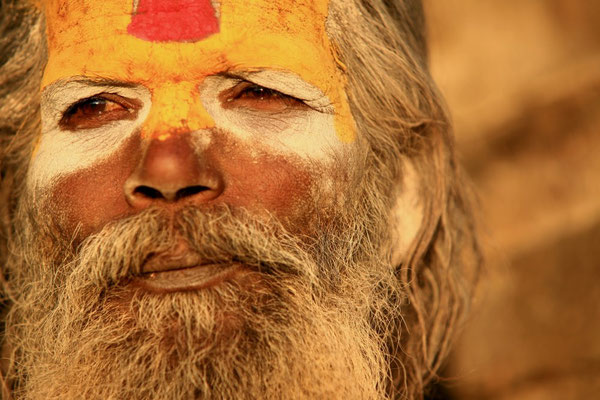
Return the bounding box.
[29,79,152,197]
[29,70,357,196]
[199,70,351,161]
[390,159,424,264]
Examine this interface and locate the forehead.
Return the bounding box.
[40,0,356,142]
[42,0,336,88]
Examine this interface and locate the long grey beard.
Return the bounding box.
[4,195,401,399]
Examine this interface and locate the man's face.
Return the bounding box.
[31,0,359,244]
[5,1,401,398]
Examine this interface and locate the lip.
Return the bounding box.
[141,249,208,274]
[131,241,243,293]
[131,263,243,293]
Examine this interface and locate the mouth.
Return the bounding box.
[130,242,245,293]
[132,263,243,293]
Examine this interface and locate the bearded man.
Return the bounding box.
[0,0,480,398]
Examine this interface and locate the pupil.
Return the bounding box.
[82,98,106,114]
[245,86,278,100]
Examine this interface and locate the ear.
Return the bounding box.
[389,158,424,266]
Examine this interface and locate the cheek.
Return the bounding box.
[43,135,141,241]
[209,137,323,227]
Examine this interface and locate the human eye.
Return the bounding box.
[59,93,141,130]
[220,81,309,113]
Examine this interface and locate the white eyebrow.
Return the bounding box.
[226,70,334,113]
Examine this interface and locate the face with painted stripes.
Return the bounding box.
[31,0,362,244]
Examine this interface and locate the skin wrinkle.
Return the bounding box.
[201,74,347,162]
[226,70,335,113]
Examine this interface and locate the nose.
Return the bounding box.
[124,134,223,209]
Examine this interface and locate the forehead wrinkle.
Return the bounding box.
[41,0,336,87]
[43,76,141,95]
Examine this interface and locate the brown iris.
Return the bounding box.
[60,93,141,130]
[221,82,308,112]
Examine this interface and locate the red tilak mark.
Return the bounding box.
[128,0,219,42]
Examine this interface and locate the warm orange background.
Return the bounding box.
[424,1,600,398]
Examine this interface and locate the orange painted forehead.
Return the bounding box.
[42,0,338,88]
[40,0,355,142]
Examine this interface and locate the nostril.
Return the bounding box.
[175,185,210,200]
[134,185,165,199]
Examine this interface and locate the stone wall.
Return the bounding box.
[424,1,600,398]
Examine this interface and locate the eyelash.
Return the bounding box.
[236,83,332,114]
[59,92,140,130]
[63,85,298,109]
[223,81,313,113]
[232,82,298,99]
[237,84,292,99]
[58,81,318,131]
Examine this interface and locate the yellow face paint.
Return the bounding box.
[40,0,356,142]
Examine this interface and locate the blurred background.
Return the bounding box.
[423,0,600,398]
